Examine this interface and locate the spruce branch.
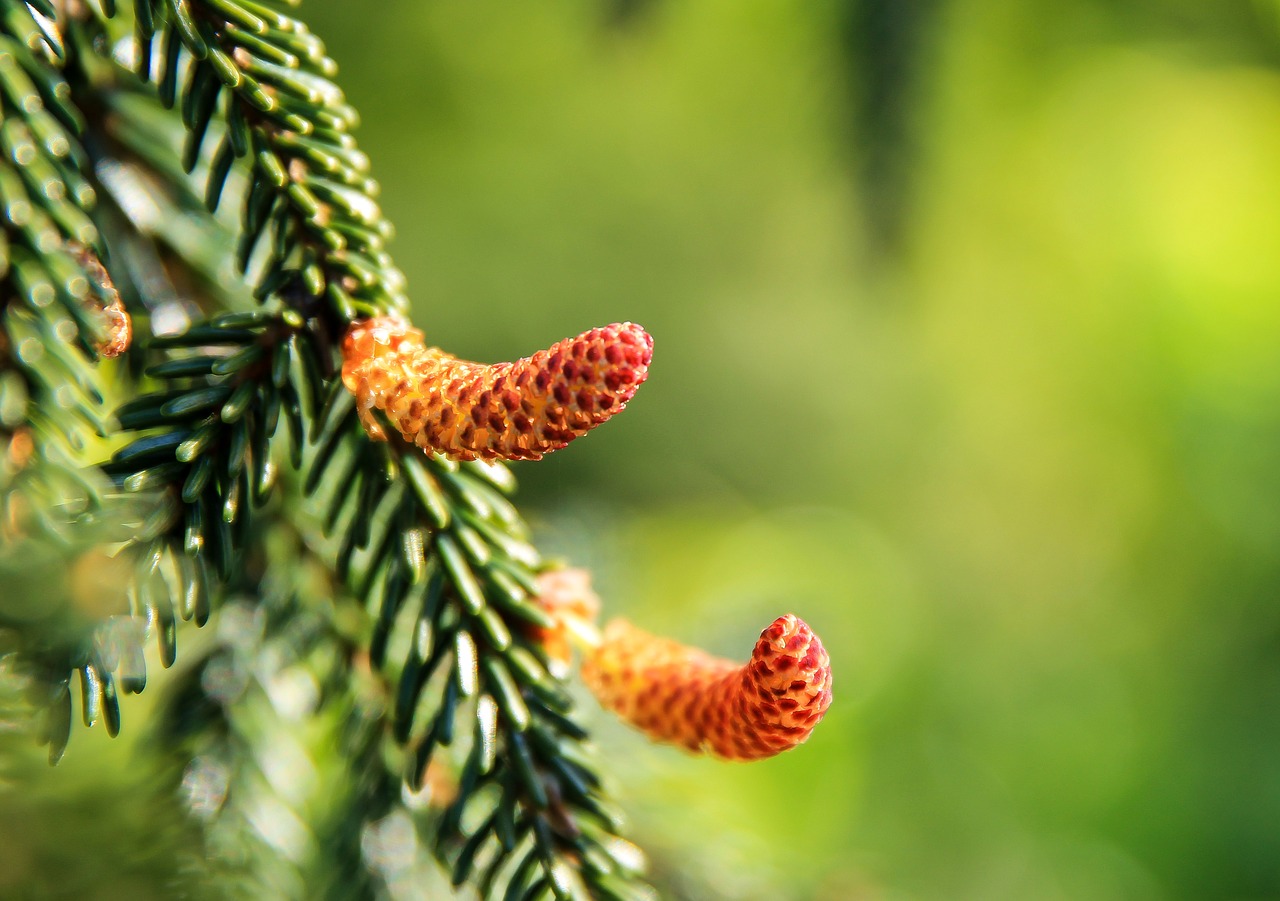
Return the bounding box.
[0,1,834,898]
[7,1,664,895]
[294,397,655,899]
[153,522,397,900]
[0,0,155,764]
[129,4,662,894]
[137,0,404,323]
[0,0,117,468]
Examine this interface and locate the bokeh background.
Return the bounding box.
[7,0,1280,898]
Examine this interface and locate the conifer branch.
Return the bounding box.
[0,0,151,764]
[137,0,405,323]
[0,1,664,896]
[0,2,838,898]
[153,524,397,899]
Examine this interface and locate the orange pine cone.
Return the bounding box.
[340,316,652,461]
[583,614,832,761]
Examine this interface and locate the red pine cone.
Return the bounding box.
[583,614,833,761]
[340,317,652,461]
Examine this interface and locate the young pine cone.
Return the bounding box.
[70,243,130,358]
[340,317,652,461]
[582,614,833,761]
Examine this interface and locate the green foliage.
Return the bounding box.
[0,1,654,897]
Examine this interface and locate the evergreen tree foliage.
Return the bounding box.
[0,1,654,896]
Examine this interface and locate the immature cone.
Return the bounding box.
[70,243,130,358]
[340,316,652,461]
[583,614,833,761]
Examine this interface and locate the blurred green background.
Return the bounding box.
[9,0,1280,898]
